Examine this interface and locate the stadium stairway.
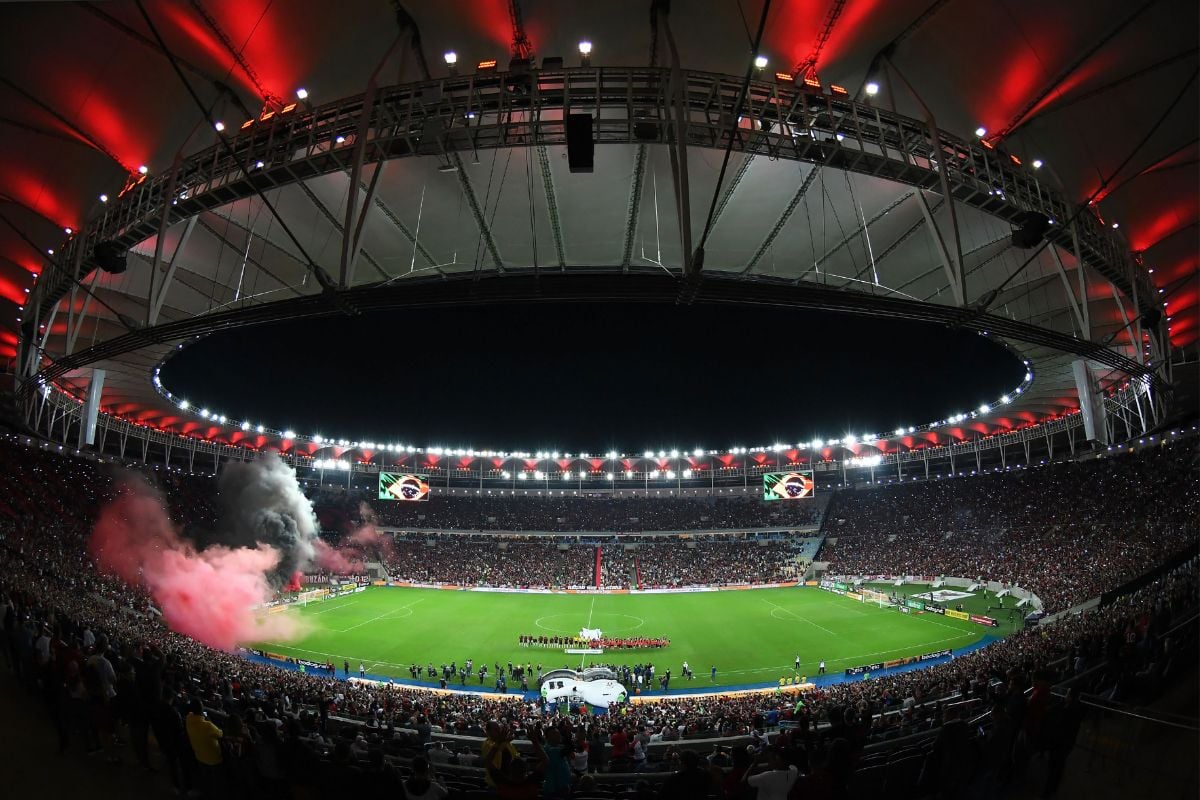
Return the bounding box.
[594,545,601,588]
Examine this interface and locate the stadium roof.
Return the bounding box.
[1,0,1194,454]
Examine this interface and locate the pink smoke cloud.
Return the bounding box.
[313,538,361,574]
[90,479,305,651]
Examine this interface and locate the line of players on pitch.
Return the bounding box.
[518,634,671,649]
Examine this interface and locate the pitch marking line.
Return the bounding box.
[580,595,597,668]
[761,598,840,636]
[307,601,360,616]
[335,598,424,633]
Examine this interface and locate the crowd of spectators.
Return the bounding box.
[3,510,1194,797]
[379,537,805,589]
[0,434,1197,798]
[635,542,802,588]
[818,443,1199,612]
[384,538,597,588]
[367,492,822,532]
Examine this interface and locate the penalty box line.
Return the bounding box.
[761,598,840,636]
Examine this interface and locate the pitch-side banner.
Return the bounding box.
[763,471,815,501]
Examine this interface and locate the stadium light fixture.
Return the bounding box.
[240,421,250,431]
[138,165,148,174]
[179,400,189,409]
[753,54,768,70]
[606,472,614,481]
[518,472,527,480]
[649,470,660,479]
[295,87,308,100]
[443,51,457,65]
[64,227,72,234]
[534,470,544,480]
[979,404,990,414]
[213,121,225,132]
[843,434,857,445]
[99,194,108,203]
[670,449,679,458]
[693,448,703,457]
[1032,159,1043,169]
[283,430,295,439]
[218,415,226,424]
[578,40,592,56]
[644,450,654,459]
[974,126,986,138]
[200,408,210,418]
[864,81,880,96]
[501,471,510,479]
[1111,222,1119,229]
[665,471,676,480]
[683,469,693,479]
[894,428,905,437]
[256,425,264,433]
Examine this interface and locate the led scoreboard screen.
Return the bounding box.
[378,472,431,502]
[763,470,815,501]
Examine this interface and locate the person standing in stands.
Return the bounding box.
[359,662,366,678]
[185,697,223,796]
[343,659,350,677]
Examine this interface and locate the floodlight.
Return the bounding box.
[974,126,986,138]
[283,430,295,439]
[99,194,108,203]
[443,51,457,65]
[214,121,225,132]
[1032,159,1043,169]
[753,55,768,69]
[578,40,592,56]
[864,81,880,96]
[295,87,308,100]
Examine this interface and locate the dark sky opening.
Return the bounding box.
[160,302,1026,451]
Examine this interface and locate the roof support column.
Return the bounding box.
[342,32,406,287]
[914,190,965,306]
[149,215,197,326]
[655,2,695,275]
[1048,244,1088,338]
[883,57,965,306]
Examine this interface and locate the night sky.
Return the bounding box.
[160,303,1026,452]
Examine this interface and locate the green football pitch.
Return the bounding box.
[252,585,1020,689]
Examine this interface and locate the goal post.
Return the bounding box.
[297,589,327,607]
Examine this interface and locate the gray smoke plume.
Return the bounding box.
[192,454,319,586]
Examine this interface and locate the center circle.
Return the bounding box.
[533,612,646,636]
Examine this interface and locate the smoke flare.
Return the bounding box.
[90,476,305,650]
